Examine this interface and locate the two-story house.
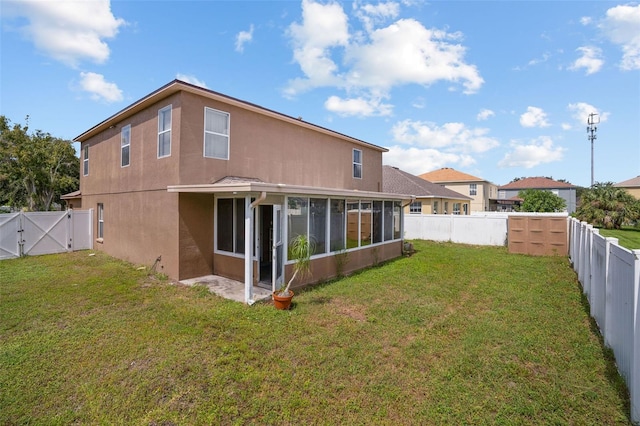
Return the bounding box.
[498,177,577,213]
[383,166,472,215]
[74,80,408,303]
[418,168,498,212]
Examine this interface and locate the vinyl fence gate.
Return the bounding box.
[0,210,93,260]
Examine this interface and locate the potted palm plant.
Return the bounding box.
[273,234,314,310]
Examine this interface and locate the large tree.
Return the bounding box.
[517,189,566,212]
[0,116,79,211]
[574,182,640,229]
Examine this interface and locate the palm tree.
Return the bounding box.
[574,182,640,229]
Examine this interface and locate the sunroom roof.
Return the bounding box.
[167,181,412,202]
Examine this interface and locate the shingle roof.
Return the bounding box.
[615,176,640,188]
[418,167,486,183]
[212,176,264,185]
[383,166,471,200]
[499,177,575,190]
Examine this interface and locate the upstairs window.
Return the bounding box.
[83,145,89,176]
[158,105,172,158]
[121,125,131,167]
[204,107,230,160]
[353,149,362,179]
[409,201,422,214]
[469,183,477,196]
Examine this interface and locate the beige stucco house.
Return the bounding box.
[383,166,472,215]
[418,168,498,212]
[615,176,640,199]
[74,80,408,303]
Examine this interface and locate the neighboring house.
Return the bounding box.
[418,168,498,212]
[498,177,577,213]
[73,79,407,303]
[615,176,640,199]
[60,190,82,209]
[383,166,472,215]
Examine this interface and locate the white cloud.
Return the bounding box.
[285,0,483,109]
[477,109,495,121]
[354,0,400,33]
[344,19,483,94]
[176,74,208,89]
[600,4,640,70]
[561,123,572,131]
[383,145,475,175]
[79,72,123,103]
[498,136,565,168]
[580,16,592,25]
[567,102,610,126]
[391,119,499,153]
[569,46,604,75]
[324,95,393,117]
[5,0,125,67]
[520,106,550,128]
[235,24,254,53]
[284,0,350,96]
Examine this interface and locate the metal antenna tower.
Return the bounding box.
[587,113,599,187]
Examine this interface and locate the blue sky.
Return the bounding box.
[1,0,639,188]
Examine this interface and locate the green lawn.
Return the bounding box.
[598,227,640,250]
[0,241,631,425]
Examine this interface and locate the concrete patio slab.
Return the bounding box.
[179,275,272,304]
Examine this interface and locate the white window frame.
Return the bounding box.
[97,203,104,239]
[409,201,422,214]
[353,149,362,179]
[121,125,131,168]
[158,105,172,158]
[204,107,230,160]
[469,183,477,196]
[453,203,461,215]
[83,145,89,176]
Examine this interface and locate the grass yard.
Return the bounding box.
[0,241,631,425]
[598,226,640,250]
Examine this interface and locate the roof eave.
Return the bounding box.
[74,80,387,153]
[167,182,411,201]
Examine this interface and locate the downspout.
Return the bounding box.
[245,191,267,305]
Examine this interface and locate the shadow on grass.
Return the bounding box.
[292,251,413,298]
[578,290,632,423]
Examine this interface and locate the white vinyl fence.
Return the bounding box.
[0,210,93,260]
[569,218,640,424]
[404,214,508,246]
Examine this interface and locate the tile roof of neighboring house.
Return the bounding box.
[614,176,640,188]
[383,166,471,200]
[418,167,487,183]
[498,177,575,190]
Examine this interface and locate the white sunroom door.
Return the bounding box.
[272,205,284,292]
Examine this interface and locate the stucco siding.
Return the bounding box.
[177,91,382,191]
[83,190,179,279]
[178,193,214,280]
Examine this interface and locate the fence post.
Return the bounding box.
[603,237,618,349]
[631,249,640,424]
